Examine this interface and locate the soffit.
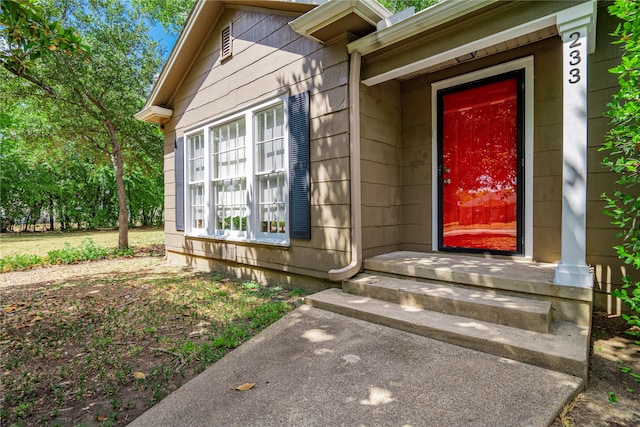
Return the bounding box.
[354,0,588,85]
[396,26,558,82]
[289,0,391,44]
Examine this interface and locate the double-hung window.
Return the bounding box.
[181,93,309,244]
[187,133,205,232]
[255,104,286,238]
[211,118,247,237]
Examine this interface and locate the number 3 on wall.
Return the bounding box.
[568,31,582,84]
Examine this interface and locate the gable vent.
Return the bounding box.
[221,25,232,60]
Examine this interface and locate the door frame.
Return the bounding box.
[431,56,534,258]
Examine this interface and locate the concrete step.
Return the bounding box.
[305,288,588,379]
[362,251,592,303]
[344,274,552,333]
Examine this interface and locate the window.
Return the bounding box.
[181,93,310,244]
[211,118,247,236]
[187,133,205,232]
[255,104,286,237]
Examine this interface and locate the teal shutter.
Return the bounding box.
[289,91,311,240]
[175,137,185,232]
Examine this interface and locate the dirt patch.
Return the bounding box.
[552,313,640,427]
[0,246,165,287]
[2,256,639,426]
[0,255,303,426]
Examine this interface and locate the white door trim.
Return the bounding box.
[431,56,534,258]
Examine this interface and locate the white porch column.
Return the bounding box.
[554,2,597,288]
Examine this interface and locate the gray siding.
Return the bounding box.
[360,80,403,258]
[163,7,352,282]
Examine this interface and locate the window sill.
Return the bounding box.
[184,232,290,248]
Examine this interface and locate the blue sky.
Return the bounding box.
[148,22,177,60]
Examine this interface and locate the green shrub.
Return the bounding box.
[46,238,109,264]
[0,238,136,272]
[0,254,43,272]
[602,0,640,334]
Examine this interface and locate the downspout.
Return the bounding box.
[328,50,362,282]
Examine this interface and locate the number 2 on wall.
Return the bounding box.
[568,32,582,84]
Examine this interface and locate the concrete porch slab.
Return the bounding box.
[364,251,593,302]
[129,305,582,427]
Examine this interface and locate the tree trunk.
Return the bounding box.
[107,121,129,249]
[49,197,55,231]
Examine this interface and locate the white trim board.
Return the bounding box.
[430,56,534,258]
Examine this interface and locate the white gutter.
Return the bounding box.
[347,0,500,55]
[360,13,557,86]
[328,50,362,282]
[289,0,390,44]
[134,105,173,124]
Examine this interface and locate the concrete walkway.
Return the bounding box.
[128,305,582,427]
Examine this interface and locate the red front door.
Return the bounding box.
[438,71,523,254]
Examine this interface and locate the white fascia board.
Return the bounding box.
[358,0,597,87]
[362,13,557,86]
[347,0,501,55]
[289,0,390,42]
[353,0,393,25]
[134,105,174,123]
[142,0,209,109]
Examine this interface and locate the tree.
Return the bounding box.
[0,0,88,79]
[1,0,164,248]
[131,0,194,38]
[379,0,440,13]
[601,0,640,333]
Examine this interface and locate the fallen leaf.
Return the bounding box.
[4,305,17,313]
[96,414,107,422]
[234,383,255,391]
[133,371,146,380]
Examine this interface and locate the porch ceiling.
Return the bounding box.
[351,0,593,87]
[396,26,558,82]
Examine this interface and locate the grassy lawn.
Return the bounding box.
[0,227,164,258]
[0,255,304,426]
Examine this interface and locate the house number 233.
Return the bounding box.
[568,31,582,84]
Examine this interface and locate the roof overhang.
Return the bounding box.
[136,0,323,124]
[134,105,174,124]
[289,0,390,44]
[348,0,597,86]
[347,0,500,56]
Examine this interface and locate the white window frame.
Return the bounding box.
[187,133,206,234]
[431,56,534,258]
[183,95,290,246]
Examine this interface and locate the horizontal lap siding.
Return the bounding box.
[531,38,562,262]
[360,80,403,258]
[163,7,351,281]
[400,77,432,252]
[163,130,180,247]
[394,7,629,311]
